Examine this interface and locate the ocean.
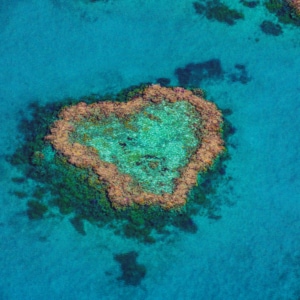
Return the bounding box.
[0,0,299,299]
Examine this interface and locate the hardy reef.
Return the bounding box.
[9,84,232,243]
[46,85,225,209]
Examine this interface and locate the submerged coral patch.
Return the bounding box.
[175,60,252,87]
[45,85,225,209]
[260,20,283,35]
[193,0,244,25]
[114,251,146,286]
[240,0,259,8]
[290,0,300,14]
[265,0,300,26]
[155,77,171,86]
[175,59,224,87]
[229,64,252,84]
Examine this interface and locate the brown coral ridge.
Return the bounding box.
[45,85,225,209]
[289,0,300,14]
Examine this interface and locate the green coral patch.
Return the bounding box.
[265,0,300,26]
[27,200,48,220]
[193,1,244,25]
[114,251,146,286]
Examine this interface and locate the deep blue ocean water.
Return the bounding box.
[0,0,299,299]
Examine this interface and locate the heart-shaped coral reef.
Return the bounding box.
[45,85,225,209]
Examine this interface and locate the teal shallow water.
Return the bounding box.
[0,1,299,299]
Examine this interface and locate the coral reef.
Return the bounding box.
[114,251,146,286]
[229,64,252,84]
[155,77,171,86]
[175,59,224,87]
[289,0,300,13]
[240,0,259,8]
[260,20,283,35]
[193,1,244,25]
[265,0,300,26]
[45,85,225,209]
[27,200,48,220]
[175,60,252,87]
[70,216,86,235]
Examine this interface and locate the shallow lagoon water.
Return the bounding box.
[0,0,299,299]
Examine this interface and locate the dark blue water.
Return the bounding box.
[0,1,299,299]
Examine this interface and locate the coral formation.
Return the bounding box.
[193,1,244,25]
[260,20,283,35]
[155,77,171,86]
[240,0,259,8]
[289,0,300,13]
[229,64,252,84]
[114,251,146,286]
[175,59,224,87]
[175,60,252,87]
[45,85,225,209]
[27,200,48,220]
[8,88,234,243]
[265,0,300,26]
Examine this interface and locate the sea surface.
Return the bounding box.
[0,0,299,299]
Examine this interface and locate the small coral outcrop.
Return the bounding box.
[265,0,300,26]
[289,0,300,14]
[45,85,225,209]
